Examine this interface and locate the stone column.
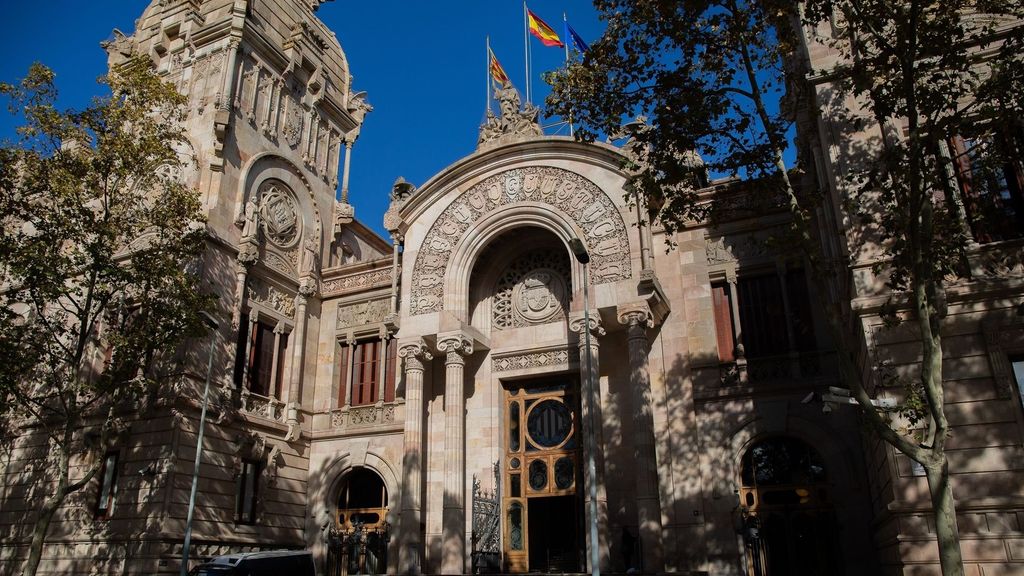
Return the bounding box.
[726,270,748,382]
[569,314,610,572]
[437,334,473,574]
[619,306,665,573]
[284,281,315,440]
[398,341,432,574]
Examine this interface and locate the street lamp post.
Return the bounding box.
[569,238,600,576]
[181,312,220,576]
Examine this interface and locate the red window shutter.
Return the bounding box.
[252,323,275,396]
[712,284,735,362]
[352,341,380,406]
[384,338,397,402]
[337,343,350,407]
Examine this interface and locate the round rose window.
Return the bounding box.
[526,399,572,449]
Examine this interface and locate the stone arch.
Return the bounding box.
[308,449,401,572]
[410,166,632,317]
[727,415,857,488]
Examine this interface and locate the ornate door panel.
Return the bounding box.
[502,380,580,573]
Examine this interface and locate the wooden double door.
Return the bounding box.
[502,380,583,573]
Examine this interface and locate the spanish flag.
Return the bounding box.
[489,47,510,85]
[527,7,564,48]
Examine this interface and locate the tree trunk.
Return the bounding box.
[925,458,965,576]
[21,482,65,576]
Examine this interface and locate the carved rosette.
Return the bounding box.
[411,166,631,315]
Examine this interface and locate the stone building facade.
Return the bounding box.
[1,1,1022,576]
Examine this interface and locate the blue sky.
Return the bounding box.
[0,1,603,239]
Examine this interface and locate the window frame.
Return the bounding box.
[94,450,120,520]
[235,458,260,525]
[947,128,1024,243]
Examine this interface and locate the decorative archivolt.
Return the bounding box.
[411,166,632,315]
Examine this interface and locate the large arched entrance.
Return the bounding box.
[326,467,390,575]
[737,437,841,576]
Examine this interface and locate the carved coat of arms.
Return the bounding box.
[259,183,300,247]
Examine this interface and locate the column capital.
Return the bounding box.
[399,338,432,360]
[437,334,473,364]
[616,303,654,330]
[569,313,606,339]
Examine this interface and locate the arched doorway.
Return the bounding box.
[326,468,389,575]
[738,437,840,576]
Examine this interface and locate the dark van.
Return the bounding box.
[187,550,315,576]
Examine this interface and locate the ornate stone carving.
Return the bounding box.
[492,348,572,372]
[329,402,398,429]
[398,341,433,370]
[411,166,631,314]
[258,180,301,248]
[437,335,474,365]
[247,278,296,318]
[493,250,570,330]
[569,314,606,339]
[321,268,393,296]
[337,298,390,328]
[262,250,296,276]
[282,94,304,148]
[478,82,542,147]
[705,234,777,265]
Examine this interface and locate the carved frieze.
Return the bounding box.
[705,233,778,265]
[411,166,631,315]
[337,298,390,328]
[492,348,573,373]
[330,403,397,429]
[247,277,296,318]
[321,268,393,296]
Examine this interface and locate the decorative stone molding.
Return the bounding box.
[321,268,393,297]
[411,166,632,314]
[337,298,390,328]
[247,277,296,318]
[329,401,399,430]
[492,347,573,373]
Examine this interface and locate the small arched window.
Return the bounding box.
[337,468,388,531]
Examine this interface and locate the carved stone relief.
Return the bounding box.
[321,268,393,296]
[247,277,296,318]
[337,298,390,329]
[705,232,778,265]
[411,166,631,315]
[283,94,304,148]
[492,348,573,373]
[258,180,301,249]
[493,250,570,330]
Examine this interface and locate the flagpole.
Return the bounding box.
[564,13,574,137]
[486,36,492,114]
[523,1,531,104]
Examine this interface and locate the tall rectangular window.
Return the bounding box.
[351,340,380,406]
[235,459,259,524]
[94,451,119,519]
[233,316,288,398]
[949,131,1024,243]
[738,275,789,358]
[711,283,736,362]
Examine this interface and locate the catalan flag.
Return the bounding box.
[527,7,564,48]
[489,47,510,85]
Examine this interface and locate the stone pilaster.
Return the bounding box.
[284,281,315,441]
[569,313,610,573]
[398,340,432,574]
[619,305,665,573]
[437,334,474,574]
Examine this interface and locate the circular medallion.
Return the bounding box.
[512,268,566,325]
[258,180,300,248]
[526,399,573,449]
